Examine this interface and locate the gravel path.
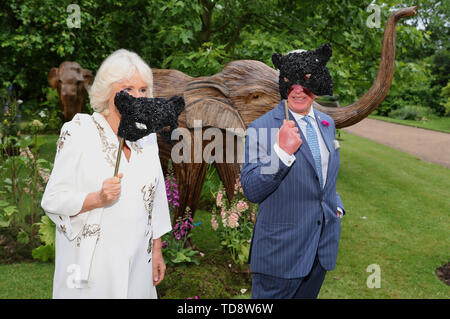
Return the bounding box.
[342,118,450,169]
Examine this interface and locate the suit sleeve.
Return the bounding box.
[240,123,292,203]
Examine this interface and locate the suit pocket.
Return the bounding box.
[258,222,297,240]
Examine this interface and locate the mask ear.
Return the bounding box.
[48,67,59,89]
[272,53,283,69]
[81,68,93,91]
[316,43,332,63]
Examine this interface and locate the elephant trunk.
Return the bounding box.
[315,6,418,128]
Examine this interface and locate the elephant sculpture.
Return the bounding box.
[151,6,418,225]
[48,61,93,122]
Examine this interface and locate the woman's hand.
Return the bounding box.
[78,173,123,214]
[152,238,166,286]
[98,173,123,206]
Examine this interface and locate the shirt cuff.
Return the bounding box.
[273,143,296,167]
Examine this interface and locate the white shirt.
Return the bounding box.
[274,106,343,216]
[274,106,329,186]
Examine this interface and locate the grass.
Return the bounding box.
[0,262,53,299]
[369,115,450,134]
[1,131,449,298]
[319,131,449,298]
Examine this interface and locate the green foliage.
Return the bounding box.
[0,120,53,261]
[2,0,446,118]
[388,105,436,121]
[377,60,436,116]
[35,88,63,133]
[0,86,20,137]
[199,164,222,210]
[35,215,56,246]
[162,242,200,266]
[32,215,56,262]
[0,200,17,228]
[163,42,229,77]
[440,80,450,116]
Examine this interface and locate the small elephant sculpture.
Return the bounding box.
[48,61,93,122]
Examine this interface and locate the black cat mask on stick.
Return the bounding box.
[272,43,334,100]
[112,90,185,176]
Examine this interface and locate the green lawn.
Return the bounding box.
[369,115,450,134]
[1,131,449,298]
[320,131,449,298]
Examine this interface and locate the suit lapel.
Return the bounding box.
[314,109,332,154]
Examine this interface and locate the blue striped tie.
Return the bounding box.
[302,115,323,188]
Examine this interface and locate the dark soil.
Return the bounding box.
[0,227,39,264]
[435,262,450,286]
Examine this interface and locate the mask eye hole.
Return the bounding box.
[135,122,147,130]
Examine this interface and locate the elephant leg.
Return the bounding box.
[215,129,243,201]
[173,161,208,221]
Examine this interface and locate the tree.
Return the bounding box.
[1,0,442,116]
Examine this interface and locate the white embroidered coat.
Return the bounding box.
[41,112,172,299]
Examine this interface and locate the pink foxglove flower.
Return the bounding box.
[236,200,248,213]
[216,190,223,207]
[321,120,330,127]
[211,215,218,231]
[228,213,239,228]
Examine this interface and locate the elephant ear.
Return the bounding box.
[48,67,59,89]
[151,68,246,136]
[183,73,246,136]
[81,68,94,91]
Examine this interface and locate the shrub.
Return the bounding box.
[440,80,450,117]
[388,105,436,121]
[1,119,52,262]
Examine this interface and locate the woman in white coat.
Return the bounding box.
[41,49,172,298]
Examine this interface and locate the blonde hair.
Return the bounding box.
[89,49,153,113]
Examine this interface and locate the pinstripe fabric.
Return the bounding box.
[241,101,344,279]
[302,115,323,189]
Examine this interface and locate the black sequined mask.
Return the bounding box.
[114,91,185,143]
[272,43,333,98]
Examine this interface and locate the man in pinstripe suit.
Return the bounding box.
[241,46,345,299]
